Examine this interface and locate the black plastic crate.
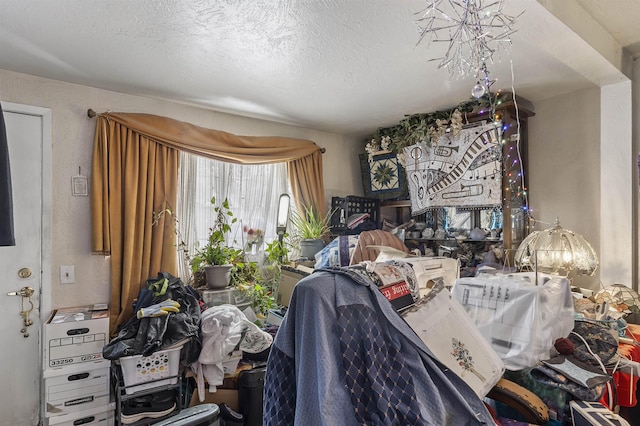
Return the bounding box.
[330,196,380,234]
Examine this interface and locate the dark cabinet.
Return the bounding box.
[381,95,534,258]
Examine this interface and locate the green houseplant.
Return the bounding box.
[190,196,242,289]
[257,234,292,307]
[290,205,335,259]
[231,260,276,317]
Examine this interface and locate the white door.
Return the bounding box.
[0,102,51,426]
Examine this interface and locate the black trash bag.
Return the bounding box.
[103,272,202,365]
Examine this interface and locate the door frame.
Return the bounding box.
[2,101,52,423]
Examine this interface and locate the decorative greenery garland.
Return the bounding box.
[364,93,506,164]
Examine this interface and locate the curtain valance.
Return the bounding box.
[101,112,323,164]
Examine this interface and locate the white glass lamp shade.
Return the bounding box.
[514,218,599,276]
[276,193,290,235]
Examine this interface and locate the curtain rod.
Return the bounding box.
[86,108,325,153]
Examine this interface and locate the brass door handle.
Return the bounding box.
[7,286,35,338]
[7,286,34,297]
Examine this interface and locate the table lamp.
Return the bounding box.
[276,194,290,261]
[514,217,599,279]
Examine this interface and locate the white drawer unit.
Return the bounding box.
[44,364,110,417]
[47,403,115,426]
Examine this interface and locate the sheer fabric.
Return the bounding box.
[177,152,289,282]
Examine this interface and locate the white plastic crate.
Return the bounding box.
[119,346,182,394]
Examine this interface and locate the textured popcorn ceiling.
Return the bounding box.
[0,0,636,136]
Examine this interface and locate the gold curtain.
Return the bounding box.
[288,150,326,215]
[91,117,178,335]
[91,112,325,334]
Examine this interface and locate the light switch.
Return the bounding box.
[60,265,75,284]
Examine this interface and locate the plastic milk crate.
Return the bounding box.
[118,346,182,394]
[330,195,380,234]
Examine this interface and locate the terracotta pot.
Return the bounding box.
[204,264,232,289]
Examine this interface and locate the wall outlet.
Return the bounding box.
[60,265,75,284]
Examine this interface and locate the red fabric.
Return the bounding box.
[485,402,502,426]
[600,323,640,408]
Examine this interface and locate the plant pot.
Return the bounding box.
[203,264,232,289]
[299,239,325,260]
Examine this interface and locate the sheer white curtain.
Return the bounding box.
[177,152,290,281]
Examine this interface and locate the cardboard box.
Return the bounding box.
[277,266,310,307]
[47,403,115,426]
[44,305,109,370]
[190,388,239,412]
[44,364,110,418]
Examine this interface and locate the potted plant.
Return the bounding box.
[290,205,335,259]
[231,260,276,317]
[190,196,243,289]
[256,234,292,302]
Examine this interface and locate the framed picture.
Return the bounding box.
[359,152,407,200]
[404,122,503,215]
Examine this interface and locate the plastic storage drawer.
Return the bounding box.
[199,287,250,309]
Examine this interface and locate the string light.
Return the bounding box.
[412,1,532,242]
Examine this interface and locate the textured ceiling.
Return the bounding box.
[0,0,635,137]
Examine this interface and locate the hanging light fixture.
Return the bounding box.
[414,0,521,116]
[414,0,521,79]
[513,217,599,277]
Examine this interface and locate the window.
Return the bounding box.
[177,152,290,278]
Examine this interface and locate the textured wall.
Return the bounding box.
[527,86,601,290]
[0,68,361,311]
[600,81,633,287]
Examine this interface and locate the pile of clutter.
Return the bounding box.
[103,272,275,424]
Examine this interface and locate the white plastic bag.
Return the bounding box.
[451,272,574,370]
